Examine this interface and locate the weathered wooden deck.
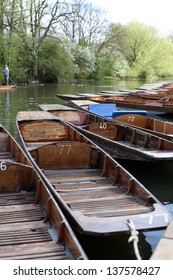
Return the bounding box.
[0,192,69,260]
[44,168,153,218]
[150,219,173,260]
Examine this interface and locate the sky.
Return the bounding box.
[90,0,173,35]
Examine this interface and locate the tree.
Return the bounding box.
[92,23,127,78]
[14,0,73,79]
[60,0,109,46]
[70,43,96,79]
[122,22,158,67]
[38,38,76,82]
[121,21,173,78]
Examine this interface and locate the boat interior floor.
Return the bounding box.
[43,168,153,218]
[0,192,70,260]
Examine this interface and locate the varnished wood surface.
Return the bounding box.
[39,105,173,161]
[0,124,87,259]
[89,95,173,113]
[16,112,172,235]
[71,101,173,141]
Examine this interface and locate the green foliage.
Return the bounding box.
[119,22,173,79]
[1,1,173,83]
[70,44,96,79]
[38,39,75,82]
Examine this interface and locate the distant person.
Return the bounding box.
[4,65,9,85]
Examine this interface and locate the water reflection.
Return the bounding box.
[116,159,173,204]
[75,231,153,260]
[0,80,172,259]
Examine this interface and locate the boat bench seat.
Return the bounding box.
[0,151,12,160]
[0,132,9,152]
[88,103,116,118]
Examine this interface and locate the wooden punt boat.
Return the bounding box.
[0,124,87,259]
[16,111,172,236]
[0,85,16,90]
[56,94,149,123]
[71,100,173,142]
[72,100,148,126]
[56,94,86,100]
[70,99,148,127]
[136,81,172,91]
[89,95,173,114]
[38,104,173,162]
[56,93,102,101]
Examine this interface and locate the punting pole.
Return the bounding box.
[9,77,17,86]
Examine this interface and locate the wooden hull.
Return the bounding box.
[56,93,100,100]
[57,95,151,127]
[41,104,173,161]
[72,100,173,141]
[0,124,87,259]
[71,100,148,127]
[89,95,173,114]
[0,85,16,90]
[16,111,172,235]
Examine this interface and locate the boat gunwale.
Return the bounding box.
[16,111,172,235]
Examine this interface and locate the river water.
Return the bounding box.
[0,79,173,260]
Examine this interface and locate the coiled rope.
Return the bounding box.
[127,219,141,260]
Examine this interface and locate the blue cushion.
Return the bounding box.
[88,103,116,118]
[112,110,147,117]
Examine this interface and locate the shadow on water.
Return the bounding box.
[75,231,153,260]
[116,159,173,204]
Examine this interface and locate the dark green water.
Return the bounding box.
[0,79,173,260]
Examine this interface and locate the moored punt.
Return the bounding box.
[89,95,173,114]
[16,111,172,235]
[71,100,148,127]
[38,104,173,162]
[0,124,87,260]
[0,85,16,90]
[136,81,173,91]
[71,100,173,142]
[56,93,103,101]
[56,94,86,100]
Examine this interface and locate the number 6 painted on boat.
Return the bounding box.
[0,161,7,170]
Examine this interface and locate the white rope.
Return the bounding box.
[127,219,142,260]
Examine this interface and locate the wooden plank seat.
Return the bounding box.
[0,152,12,160]
[45,170,107,184]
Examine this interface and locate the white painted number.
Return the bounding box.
[127,115,135,122]
[0,161,7,171]
[99,123,107,129]
[57,145,71,156]
[140,213,169,224]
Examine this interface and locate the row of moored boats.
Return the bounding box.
[1,81,173,259]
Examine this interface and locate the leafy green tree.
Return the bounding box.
[70,44,96,79]
[122,21,173,79]
[93,23,127,78]
[38,39,76,82]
